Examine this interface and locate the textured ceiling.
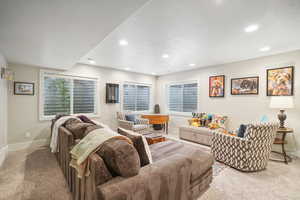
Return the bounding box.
[0,0,149,69]
[80,0,300,75]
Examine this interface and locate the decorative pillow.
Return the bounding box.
[64,119,94,139]
[117,128,153,166]
[208,122,220,129]
[97,138,141,177]
[125,114,136,123]
[94,155,113,185]
[77,115,97,125]
[212,115,228,129]
[237,124,247,138]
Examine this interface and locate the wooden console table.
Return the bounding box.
[141,114,169,134]
[271,128,294,164]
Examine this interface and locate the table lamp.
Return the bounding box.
[269,96,294,129]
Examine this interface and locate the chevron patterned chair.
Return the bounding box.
[211,122,278,172]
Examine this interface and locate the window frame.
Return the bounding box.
[39,70,99,121]
[166,80,199,116]
[121,81,152,113]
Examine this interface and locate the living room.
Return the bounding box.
[0,1,299,200]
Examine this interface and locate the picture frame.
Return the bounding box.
[209,75,225,97]
[14,82,35,95]
[267,66,294,96]
[231,76,259,95]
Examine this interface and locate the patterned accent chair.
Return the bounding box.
[117,112,149,133]
[211,122,278,172]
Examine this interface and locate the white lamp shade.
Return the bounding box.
[270,96,294,109]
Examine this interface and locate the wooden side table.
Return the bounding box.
[271,128,294,164]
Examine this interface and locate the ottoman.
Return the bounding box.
[179,125,213,146]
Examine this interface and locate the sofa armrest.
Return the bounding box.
[135,118,149,125]
[118,119,134,130]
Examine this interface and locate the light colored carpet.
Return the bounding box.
[1,143,300,200]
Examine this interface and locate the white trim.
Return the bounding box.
[8,139,49,152]
[0,145,8,167]
[39,70,100,121]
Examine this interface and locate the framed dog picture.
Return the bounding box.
[231,77,259,95]
[209,75,225,97]
[267,66,294,96]
[14,82,35,95]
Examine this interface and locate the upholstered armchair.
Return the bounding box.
[211,122,278,172]
[117,112,149,133]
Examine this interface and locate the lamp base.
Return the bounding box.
[278,110,287,129]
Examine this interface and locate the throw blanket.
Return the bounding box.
[50,116,79,153]
[70,128,132,178]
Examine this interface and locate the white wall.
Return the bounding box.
[0,53,8,166]
[7,63,156,148]
[156,50,300,154]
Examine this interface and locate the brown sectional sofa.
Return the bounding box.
[54,121,213,200]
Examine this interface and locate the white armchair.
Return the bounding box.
[116,112,149,133]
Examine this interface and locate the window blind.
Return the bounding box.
[42,72,97,118]
[123,84,150,111]
[73,79,96,114]
[168,82,198,112]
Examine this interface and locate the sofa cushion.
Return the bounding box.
[117,128,153,166]
[94,156,113,185]
[97,138,141,177]
[150,140,213,182]
[64,119,94,139]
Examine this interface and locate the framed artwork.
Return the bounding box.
[231,76,259,95]
[14,82,35,95]
[267,66,294,96]
[209,75,225,97]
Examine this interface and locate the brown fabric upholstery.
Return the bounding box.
[97,138,141,177]
[53,119,213,200]
[117,128,151,166]
[94,156,113,186]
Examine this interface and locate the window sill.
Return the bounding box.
[39,113,100,121]
[167,112,192,117]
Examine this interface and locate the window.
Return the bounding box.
[123,83,150,111]
[40,71,98,120]
[168,82,198,113]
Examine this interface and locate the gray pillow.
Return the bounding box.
[97,138,141,177]
[117,128,153,166]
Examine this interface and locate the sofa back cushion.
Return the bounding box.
[117,128,153,166]
[97,138,141,177]
[64,118,94,139]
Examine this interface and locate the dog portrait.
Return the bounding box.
[267,66,294,96]
[231,77,259,95]
[209,75,225,97]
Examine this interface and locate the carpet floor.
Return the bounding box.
[1,144,300,200]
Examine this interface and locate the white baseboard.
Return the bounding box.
[0,145,8,167]
[8,139,49,152]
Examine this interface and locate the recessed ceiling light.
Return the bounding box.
[87,58,95,64]
[260,46,271,52]
[125,67,131,70]
[151,72,156,75]
[189,63,195,67]
[162,54,169,58]
[244,24,259,33]
[119,40,128,46]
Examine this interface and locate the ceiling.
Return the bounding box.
[1,0,300,75]
[80,0,300,75]
[0,0,149,69]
